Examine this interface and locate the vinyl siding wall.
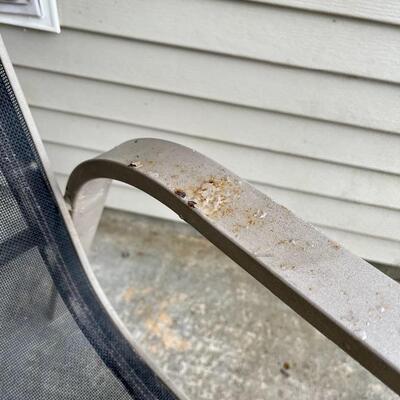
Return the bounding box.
[1,0,399,266]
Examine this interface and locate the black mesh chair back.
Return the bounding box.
[0,39,178,400]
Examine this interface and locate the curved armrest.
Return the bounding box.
[65,138,400,395]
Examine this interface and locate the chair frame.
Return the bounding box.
[0,36,187,400]
[2,34,400,396]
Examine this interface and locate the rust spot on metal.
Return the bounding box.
[174,189,186,198]
[283,362,290,370]
[280,362,291,378]
[246,214,257,226]
[279,263,295,271]
[128,161,143,168]
[232,223,243,233]
[231,207,270,235]
[275,238,305,250]
[183,176,241,219]
[329,240,341,250]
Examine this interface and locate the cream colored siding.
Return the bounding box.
[249,1,400,26]
[1,0,399,265]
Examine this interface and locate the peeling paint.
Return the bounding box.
[183,176,242,219]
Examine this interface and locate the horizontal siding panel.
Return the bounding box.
[31,107,400,175]
[248,0,400,26]
[27,104,400,210]
[56,0,400,83]
[9,36,400,136]
[40,134,400,243]
[54,173,400,266]
[317,227,400,267]
[266,185,400,242]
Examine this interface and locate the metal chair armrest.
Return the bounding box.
[65,138,400,395]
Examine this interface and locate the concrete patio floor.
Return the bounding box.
[90,208,399,400]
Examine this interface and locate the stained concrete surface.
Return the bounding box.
[90,209,399,400]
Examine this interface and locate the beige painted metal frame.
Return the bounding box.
[66,139,400,396]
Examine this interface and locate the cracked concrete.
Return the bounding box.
[90,208,399,400]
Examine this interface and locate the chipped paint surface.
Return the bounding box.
[182,176,242,219]
[128,160,143,168]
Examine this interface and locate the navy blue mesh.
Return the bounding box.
[0,59,178,400]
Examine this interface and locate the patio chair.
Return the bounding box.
[0,35,399,399]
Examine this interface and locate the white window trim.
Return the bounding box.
[0,0,60,33]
